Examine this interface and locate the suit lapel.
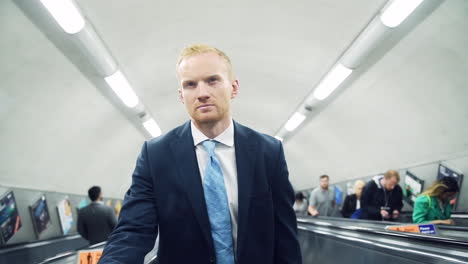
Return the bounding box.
[234,122,258,256]
[169,121,214,252]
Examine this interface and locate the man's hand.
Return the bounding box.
[392,210,400,219]
[380,210,390,219]
[308,206,319,217]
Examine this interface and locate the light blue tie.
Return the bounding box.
[202,140,235,264]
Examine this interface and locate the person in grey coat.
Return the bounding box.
[77,186,117,245]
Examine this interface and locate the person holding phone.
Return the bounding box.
[360,170,403,221]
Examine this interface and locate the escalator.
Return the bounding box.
[37,242,106,264]
[0,235,88,264]
[35,217,468,264]
[297,216,468,264]
[36,242,158,264]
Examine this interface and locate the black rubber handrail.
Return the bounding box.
[37,251,77,264]
[451,213,468,219]
[0,234,81,253]
[297,217,468,247]
[297,215,468,231]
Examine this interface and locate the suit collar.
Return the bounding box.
[171,121,214,251]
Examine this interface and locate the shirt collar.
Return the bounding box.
[191,119,234,147]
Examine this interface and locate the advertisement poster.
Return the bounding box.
[346,181,354,195]
[29,195,51,237]
[403,171,424,206]
[77,199,89,210]
[437,164,464,209]
[0,191,22,243]
[57,198,74,235]
[114,200,122,217]
[334,186,343,205]
[77,249,102,264]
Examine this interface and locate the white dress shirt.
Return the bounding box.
[191,120,239,252]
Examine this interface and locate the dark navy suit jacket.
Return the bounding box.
[99,121,302,264]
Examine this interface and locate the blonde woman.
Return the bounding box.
[413,177,459,225]
[341,180,366,218]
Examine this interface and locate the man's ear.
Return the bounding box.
[231,80,239,99]
[178,88,185,104]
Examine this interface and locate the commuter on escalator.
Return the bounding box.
[341,180,365,218]
[413,176,459,225]
[308,175,335,217]
[360,170,403,221]
[99,45,302,264]
[293,192,308,216]
[77,186,117,245]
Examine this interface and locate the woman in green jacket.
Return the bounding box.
[413,176,459,225]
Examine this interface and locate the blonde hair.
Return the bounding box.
[420,182,449,198]
[384,170,400,182]
[176,44,234,79]
[420,177,459,198]
[354,180,365,190]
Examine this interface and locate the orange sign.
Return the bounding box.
[387,225,420,233]
[78,250,102,264]
[386,223,437,234]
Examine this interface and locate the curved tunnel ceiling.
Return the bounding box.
[0,0,467,198]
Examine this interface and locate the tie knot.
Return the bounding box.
[202,140,217,157]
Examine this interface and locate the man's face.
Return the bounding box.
[385,177,399,191]
[320,177,329,190]
[177,52,239,125]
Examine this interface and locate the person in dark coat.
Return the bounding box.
[341,180,365,218]
[360,170,403,221]
[77,186,117,245]
[98,45,301,264]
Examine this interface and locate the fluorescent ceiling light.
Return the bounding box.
[380,0,424,28]
[104,70,139,108]
[313,64,353,100]
[40,0,85,34]
[274,136,284,142]
[143,119,162,138]
[285,112,306,132]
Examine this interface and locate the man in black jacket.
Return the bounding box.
[360,170,403,221]
[77,186,117,245]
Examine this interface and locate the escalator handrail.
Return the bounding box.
[401,211,468,219]
[37,251,77,264]
[451,213,468,219]
[297,215,468,232]
[297,224,468,264]
[297,217,468,247]
[0,234,81,254]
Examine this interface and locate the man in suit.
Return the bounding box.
[99,44,302,264]
[77,186,117,245]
